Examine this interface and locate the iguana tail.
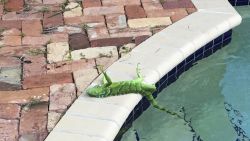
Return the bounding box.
[144,91,182,119]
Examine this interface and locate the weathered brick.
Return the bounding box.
[125,5,146,19]
[4,0,24,11]
[47,112,62,132]
[142,2,163,12]
[91,37,133,47]
[23,54,47,78]
[109,27,152,38]
[0,20,22,29]
[102,0,141,6]
[2,11,43,21]
[43,0,65,4]
[186,7,197,14]
[0,87,49,104]
[82,0,101,8]
[46,59,96,74]
[163,0,195,9]
[1,36,21,47]
[0,46,30,57]
[73,68,98,95]
[43,12,64,28]
[47,42,70,63]
[63,2,83,18]
[87,26,109,40]
[1,28,21,36]
[106,14,127,29]
[19,104,48,141]
[171,9,188,22]
[128,17,172,28]
[135,35,150,45]
[22,20,43,36]
[69,33,90,50]
[0,5,3,16]
[64,16,105,25]
[0,66,22,91]
[22,34,68,45]
[49,83,76,112]
[0,119,19,141]
[0,56,20,68]
[84,6,124,16]
[0,104,20,119]
[22,73,73,89]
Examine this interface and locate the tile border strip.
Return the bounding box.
[45,0,242,141]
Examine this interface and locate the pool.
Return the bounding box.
[120,6,250,141]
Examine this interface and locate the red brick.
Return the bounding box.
[171,9,188,22]
[0,87,49,104]
[0,46,30,57]
[0,20,22,29]
[186,7,197,14]
[22,20,43,36]
[82,0,101,8]
[0,119,19,141]
[0,104,20,119]
[91,37,133,47]
[2,11,43,21]
[102,0,141,6]
[83,6,125,16]
[125,5,146,19]
[43,12,64,28]
[2,28,21,36]
[69,33,90,50]
[0,82,22,91]
[22,73,73,89]
[106,14,127,29]
[109,27,152,38]
[0,5,3,16]
[87,26,109,40]
[2,36,21,46]
[0,56,20,68]
[135,35,150,45]
[64,16,105,25]
[22,34,68,45]
[163,0,195,9]
[147,8,189,19]
[23,54,47,78]
[142,2,163,12]
[19,104,48,141]
[4,0,24,11]
[46,59,95,74]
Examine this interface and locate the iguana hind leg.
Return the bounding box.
[144,92,182,119]
[99,66,112,86]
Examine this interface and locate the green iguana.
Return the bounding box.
[86,64,182,118]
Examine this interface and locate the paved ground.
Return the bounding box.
[0,0,196,140]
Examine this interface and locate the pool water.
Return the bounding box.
[120,6,250,141]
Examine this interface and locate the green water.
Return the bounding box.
[121,6,250,141]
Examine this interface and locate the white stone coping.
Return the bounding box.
[45,0,242,141]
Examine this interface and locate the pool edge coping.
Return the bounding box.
[45,0,242,141]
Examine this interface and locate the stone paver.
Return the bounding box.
[128,17,172,28]
[0,0,196,139]
[47,42,70,63]
[63,2,83,18]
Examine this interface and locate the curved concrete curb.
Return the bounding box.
[45,0,242,141]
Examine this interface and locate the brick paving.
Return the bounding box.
[0,0,196,140]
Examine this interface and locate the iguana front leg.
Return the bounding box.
[144,91,182,119]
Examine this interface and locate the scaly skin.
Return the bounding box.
[86,65,182,118]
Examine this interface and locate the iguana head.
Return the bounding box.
[86,85,108,97]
